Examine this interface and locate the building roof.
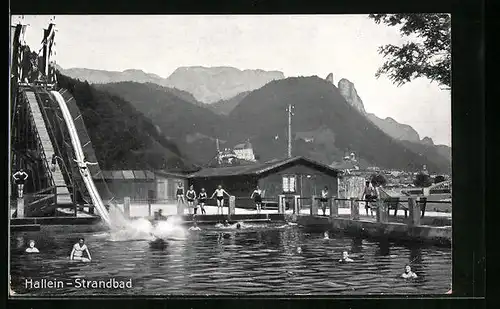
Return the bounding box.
[189,156,340,178]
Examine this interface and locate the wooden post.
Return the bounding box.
[408,198,421,226]
[17,197,24,218]
[123,196,131,219]
[330,198,338,217]
[278,195,285,214]
[229,196,236,216]
[293,195,300,214]
[376,200,388,223]
[349,197,359,220]
[311,195,318,216]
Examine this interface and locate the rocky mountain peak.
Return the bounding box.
[325,73,334,85]
[421,136,435,145]
[337,78,366,115]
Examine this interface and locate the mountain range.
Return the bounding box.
[57,65,284,104]
[56,66,451,173]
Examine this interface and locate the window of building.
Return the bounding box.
[282,175,296,193]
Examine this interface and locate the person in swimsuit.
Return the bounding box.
[25,240,39,253]
[401,265,418,279]
[320,186,329,216]
[363,181,377,217]
[210,185,230,215]
[70,238,92,262]
[339,251,354,263]
[186,185,197,215]
[51,153,61,172]
[198,188,207,215]
[251,186,263,214]
[176,183,186,205]
[73,159,98,177]
[12,169,28,198]
[188,221,201,231]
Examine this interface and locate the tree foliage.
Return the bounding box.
[414,172,433,187]
[370,173,388,187]
[369,14,451,88]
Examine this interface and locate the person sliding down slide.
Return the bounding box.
[70,238,92,262]
[73,158,98,177]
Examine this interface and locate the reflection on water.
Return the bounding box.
[10,224,451,295]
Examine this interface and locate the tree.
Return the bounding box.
[414,172,433,187]
[370,173,388,187]
[369,14,451,89]
[434,175,446,184]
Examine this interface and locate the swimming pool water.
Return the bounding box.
[10,223,451,296]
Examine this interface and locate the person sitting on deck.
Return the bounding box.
[70,238,92,262]
[251,186,263,214]
[401,265,418,279]
[25,240,39,253]
[12,169,28,199]
[339,251,354,263]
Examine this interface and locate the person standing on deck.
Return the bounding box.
[176,183,186,205]
[198,188,207,215]
[362,181,377,217]
[186,185,197,215]
[320,186,329,216]
[251,185,263,213]
[12,169,28,198]
[210,185,231,215]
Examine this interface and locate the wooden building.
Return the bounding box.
[93,170,188,203]
[188,156,341,209]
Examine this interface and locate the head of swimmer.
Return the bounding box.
[201,188,206,192]
[224,219,229,226]
[218,184,222,189]
[28,240,36,248]
[78,238,85,245]
[342,251,349,259]
[236,223,241,229]
[189,185,194,190]
[256,185,259,190]
[404,265,412,273]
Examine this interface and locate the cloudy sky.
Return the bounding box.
[14,15,451,146]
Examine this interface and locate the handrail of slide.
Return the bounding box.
[50,90,111,226]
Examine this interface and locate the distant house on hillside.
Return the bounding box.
[233,141,256,162]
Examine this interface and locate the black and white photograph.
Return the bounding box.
[9,14,453,296]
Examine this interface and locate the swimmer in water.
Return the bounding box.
[323,231,329,239]
[236,223,241,229]
[25,240,39,253]
[189,222,201,231]
[223,219,230,227]
[214,221,224,228]
[296,247,302,254]
[70,238,92,262]
[339,251,354,262]
[401,265,418,279]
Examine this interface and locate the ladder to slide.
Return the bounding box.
[25,90,73,205]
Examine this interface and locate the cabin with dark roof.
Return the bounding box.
[188,156,341,209]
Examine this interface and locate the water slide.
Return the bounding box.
[50,90,112,226]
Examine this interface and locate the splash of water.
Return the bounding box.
[106,203,186,242]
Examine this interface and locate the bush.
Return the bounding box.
[414,172,433,187]
[370,173,388,187]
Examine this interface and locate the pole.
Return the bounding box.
[287,104,293,158]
